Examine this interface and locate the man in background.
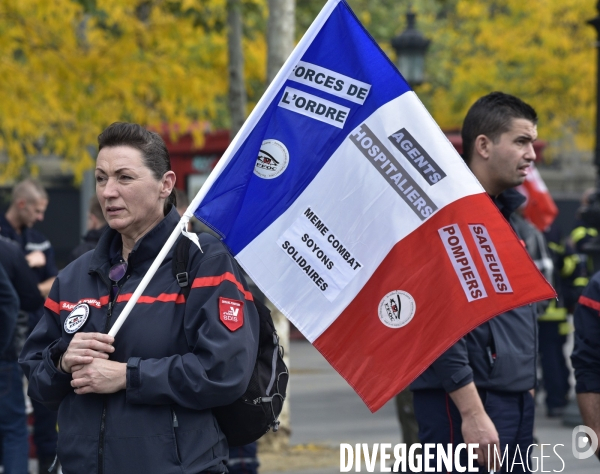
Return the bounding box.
[0,263,19,355]
[0,237,44,474]
[68,196,108,263]
[0,178,58,472]
[0,179,56,297]
[411,92,539,473]
[0,261,20,473]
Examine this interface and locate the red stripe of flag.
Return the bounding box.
[313,193,555,412]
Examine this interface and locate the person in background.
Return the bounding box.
[560,188,596,307]
[0,260,20,473]
[68,196,108,263]
[0,237,44,474]
[0,263,19,356]
[393,389,420,474]
[175,188,189,218]
[572,270,600,460]
[0,179,56,298]
[0,178,59,473]
[536,222,572,418]
[410,92,539,473]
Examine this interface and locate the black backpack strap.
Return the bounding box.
[172,236,192,299]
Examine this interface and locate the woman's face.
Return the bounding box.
[95,145,174,242]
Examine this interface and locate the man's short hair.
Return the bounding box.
[89,196,106,224]
[461,92,538,164]
[11,178,47,204]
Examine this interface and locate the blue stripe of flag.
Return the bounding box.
[194,1,411,255]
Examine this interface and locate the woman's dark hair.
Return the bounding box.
[98,122,176,215]
[461,92,538,164]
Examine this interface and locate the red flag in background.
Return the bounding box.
[517,163,558,232]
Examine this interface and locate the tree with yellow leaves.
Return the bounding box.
[422,0,595,160]
[0,0,267,182]
[297,0,596,161]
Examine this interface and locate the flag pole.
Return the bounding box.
[108,0,341,337]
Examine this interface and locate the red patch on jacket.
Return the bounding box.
[219,297,244,331]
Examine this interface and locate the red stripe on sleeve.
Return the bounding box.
[117,293,186,304]
[45,298,60,314]
[191,272,254,301]
[579,295,600,313]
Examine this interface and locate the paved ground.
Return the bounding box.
[277,339,600,474]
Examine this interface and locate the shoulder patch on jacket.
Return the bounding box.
[219,297,244,331]
[64,303,90,334]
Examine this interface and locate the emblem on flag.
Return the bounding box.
[378,290,415,329]
[254,139,289,179]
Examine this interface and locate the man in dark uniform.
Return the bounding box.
[0,237,44,474]
[0,178,58,472]
[0,263,19,355]
[572,270,600,460]
[411,92,539,472]
[68,196,108,263]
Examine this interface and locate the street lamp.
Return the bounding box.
[391,9,431,87]
[588,1,600,178]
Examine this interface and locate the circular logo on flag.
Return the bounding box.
[64,303,90,334]
[254,139,289,179]
[377,290,416,329]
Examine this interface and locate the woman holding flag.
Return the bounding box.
[20,122,259,474]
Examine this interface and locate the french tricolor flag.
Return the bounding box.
[188,0,555,411]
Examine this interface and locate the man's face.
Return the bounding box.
[486,118,537,193]
[17,197,48,228]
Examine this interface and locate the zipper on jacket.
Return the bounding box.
[104,301,113,333]
[98,287,119,474]
[171,407,182,464]
[172,408,179,427]
[98,401,107,474]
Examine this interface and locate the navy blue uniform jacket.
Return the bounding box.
[572,271,600,393]
[0,237,44,360]
[20,208,260,474]
[0,261,19,354]
[0,213,58,285]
